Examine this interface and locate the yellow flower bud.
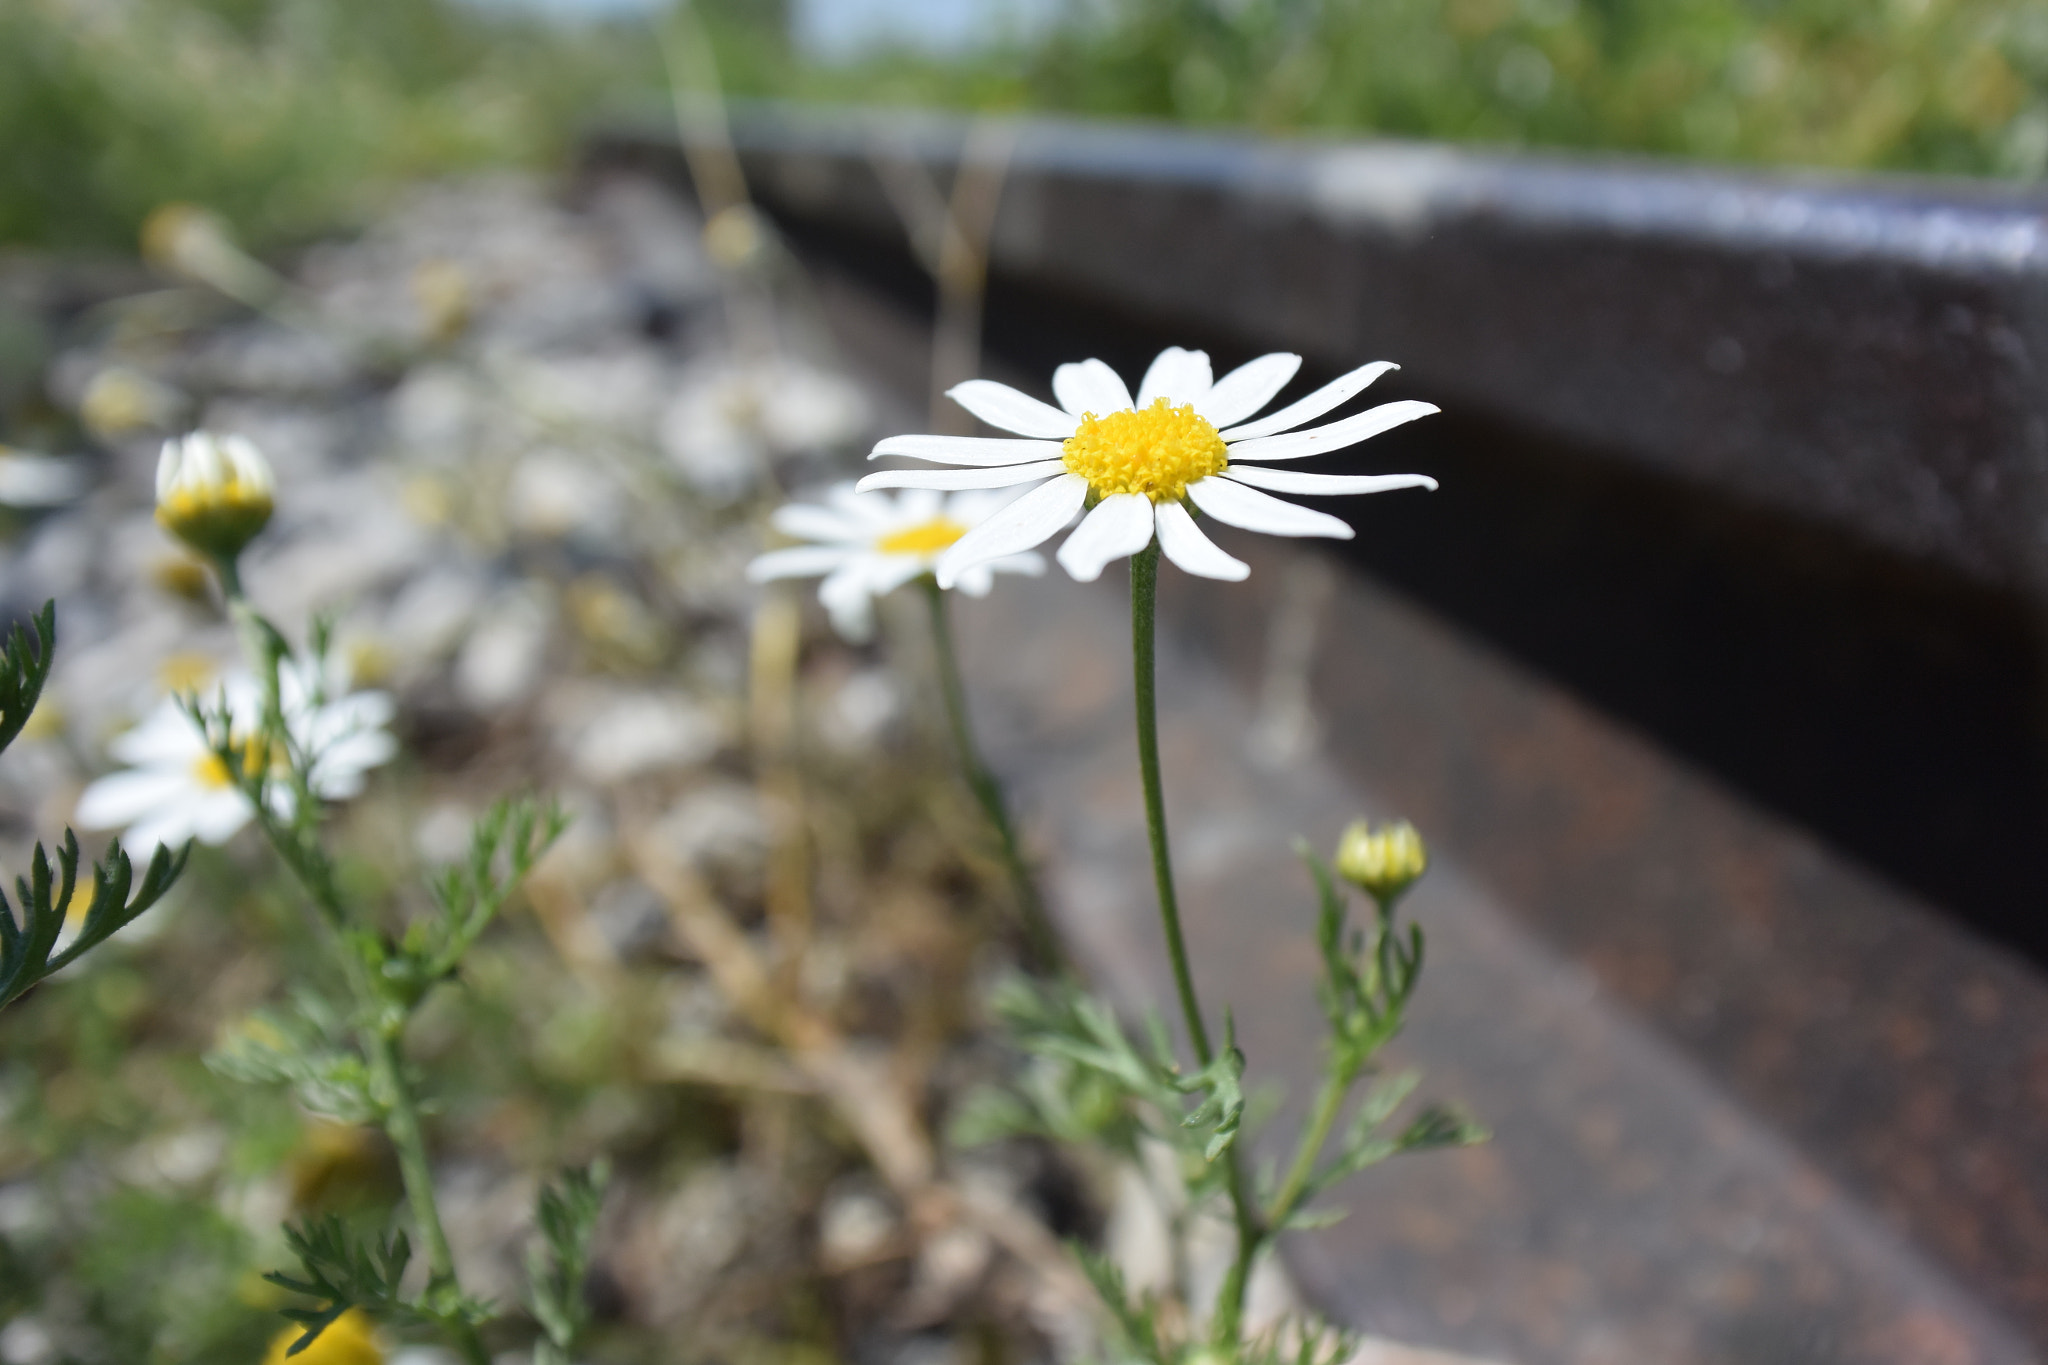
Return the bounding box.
[155,432,274,562]
[1334,819,1428,903]
[261,1308,383,1365]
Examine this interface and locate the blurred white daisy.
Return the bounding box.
[747,484,1045,642]
[74,660,397,852]
[0,446,88,508]
[660,358,871,504]
[856,348,1437,586]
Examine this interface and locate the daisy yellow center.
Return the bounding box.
[156,479,273,560]
[1062,398,1228,502]
[876,517,969,557]
[191,737,273,789]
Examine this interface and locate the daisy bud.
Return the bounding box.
[1334,818,1428,904]
[155,431,274,563]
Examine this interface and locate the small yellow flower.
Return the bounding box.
[155,431,274,562]
[151,554,217,604]
[261,1308,383,1365]
[288,1121,398,1213]
[703,204,767,269]
[1334,819,1428,903]
[80,366,181,440]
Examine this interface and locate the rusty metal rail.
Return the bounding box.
[583,108,2048,1361]
[593,103,2048,961]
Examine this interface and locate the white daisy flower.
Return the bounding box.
[854,348,1438,586]
[747,484,1046,642]
[74,660,398,853]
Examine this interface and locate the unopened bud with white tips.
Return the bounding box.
[155,431,274,563]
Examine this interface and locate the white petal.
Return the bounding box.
[818,561,879,643]
[771,503,864,544]
[829,483,897,526]
[1136,348,1212,407]
[1196,353,1301,428]
[942,487,1025,524]
[1219,361,1400,441]
[1055,493,1156,583]
[187,789,257,844]
[1155,501,1249,581]
[867,555,933,596]
[946,380,1078,438]
[1186,476,1354,539]
[1052,359,1134,417]
[1221,466,1439,496]
[871,434,1065,466]
[858,460,1067,492]
[954,565,995,596]
[75,769,192,829]
[989,550,1046,577]
[748,546,854,583]
[125,809,200,855]
[891,487,945,525]
[936,474,1088,588]
[320,691,395,731]
[108,703,205,765]
[1225,400,1439,463]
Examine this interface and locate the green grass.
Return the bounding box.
[0,0,650,251]
[2,0,2043,252]
[768,0,2048,180]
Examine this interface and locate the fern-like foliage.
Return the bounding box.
[528,1160,610,1365]
[266,1216,491,1356]
[0,602,53,754]
[0,602,189,1013]
[0,833,187,1012]
[374,796,568,1010]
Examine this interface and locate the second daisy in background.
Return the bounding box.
[749,483,1058,965]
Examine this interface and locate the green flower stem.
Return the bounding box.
[369,1028,490,1365]
[1268,1059,1355,1228]
[220,578,484,1365]
[1129,544,1209,1065]
[922,576,1063,971]
[1128,542,1263,1348]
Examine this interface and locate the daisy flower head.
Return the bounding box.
[855,348,1438,586]
[73,660,397,853]
[747,484,1046,642]
[156,430,274,562]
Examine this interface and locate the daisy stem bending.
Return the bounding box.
[921,576,1062,972]
[1129,540,1263,1347]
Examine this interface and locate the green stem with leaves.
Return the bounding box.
[1129,541,1265,1348]
[221,576,488,1365]
[922,576,1062,971]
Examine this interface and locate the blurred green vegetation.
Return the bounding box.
[783,0,2048,179]
[0,0,652,251]
[3,0,2046,256]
